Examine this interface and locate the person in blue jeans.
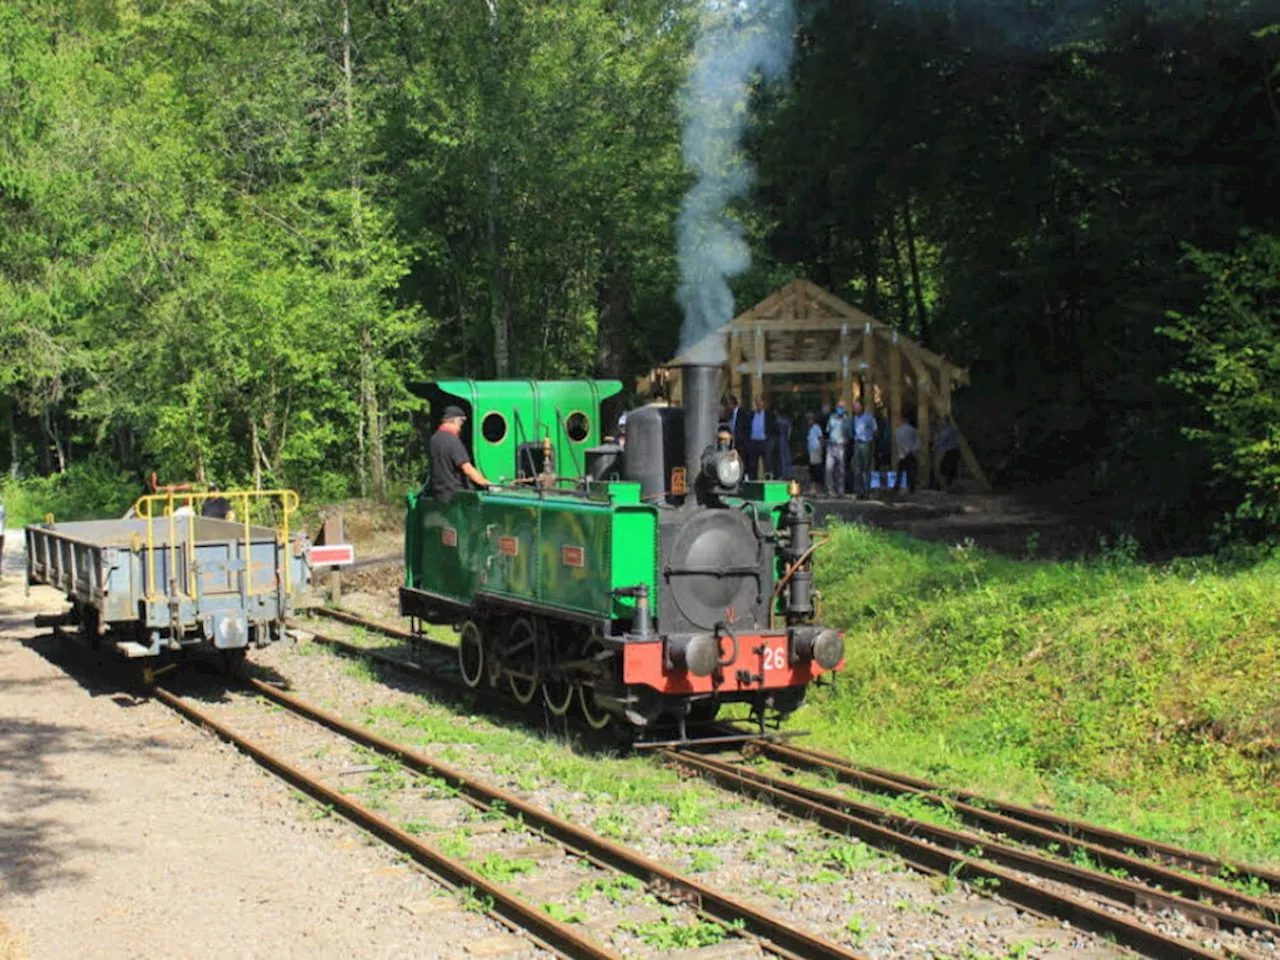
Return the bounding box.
[851,400,877,498]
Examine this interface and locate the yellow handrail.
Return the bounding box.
[134,489,301,602]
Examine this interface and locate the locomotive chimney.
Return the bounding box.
[679,361,720,503]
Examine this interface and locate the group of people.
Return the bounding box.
[722,394,962,499]
[421,397,962,504]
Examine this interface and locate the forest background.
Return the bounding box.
[1,0,1277,552]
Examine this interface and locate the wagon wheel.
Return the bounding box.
[458,620,485,689]
[219,648,247,676]
[504,617,540,705]
[80,605,101,652]
[577,636,615,730]
[541,631,575,717]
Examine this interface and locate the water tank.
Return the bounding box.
[622,405,685,503]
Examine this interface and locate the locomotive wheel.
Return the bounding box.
[458,621,485,689]
[541,643,575,717]
[577,636,614,730]
[505,617,540,705]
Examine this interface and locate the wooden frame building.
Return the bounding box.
[639,279,987,488]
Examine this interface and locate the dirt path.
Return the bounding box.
[0,530,532,959]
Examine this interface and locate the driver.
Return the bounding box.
[429,405,492,501]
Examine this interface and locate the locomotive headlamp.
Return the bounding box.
[791,626,844,669]
[713,451,744,488]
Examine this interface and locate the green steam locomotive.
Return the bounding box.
[401,365,843,735]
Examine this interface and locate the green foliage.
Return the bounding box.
[619,913,734,950]
[574,874,642,906]
[811,525,1280,864]
[754,2,1279,551]
[541,902,586,924]
[471,853,536,883]
[0,456,136,525]
[686,850,721,873]
[844,913,873,946]
[1161,232,1280,545]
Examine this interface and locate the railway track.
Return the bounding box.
[153,673,869,960]
[663,748,1278,960]
[745,737,1280,912]
[298,605,1280,960]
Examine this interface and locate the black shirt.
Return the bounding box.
[429,428,474,502]
[201,496,232,519]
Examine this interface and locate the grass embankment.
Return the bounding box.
[802,524,1280,865]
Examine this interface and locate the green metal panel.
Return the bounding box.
[532,380,621,484]
[610,502,658,620]
[537,499,615,617]
[432,379,622,484]
[404,492,420,587]
[415,491,484,603]
[479,494,539,598]
[740,480,791,504]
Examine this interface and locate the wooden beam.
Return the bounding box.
[730,317,850,333]
[862,321,875,408]
[889,336,902,470]
[729,330,743,404]
[917,378,931,489]
[734,360,844,375]
[838,319,851,408]
[939,367,953,417]
[751,322,764,400]
[955,427,991,490]
[732,284,793,325]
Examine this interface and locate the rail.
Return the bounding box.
[151,684,618,960]
[664,747,1277,960]
[748,737,1280,918]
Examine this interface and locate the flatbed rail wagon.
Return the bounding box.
[25,489,313,661]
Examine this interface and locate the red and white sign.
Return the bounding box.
[561,545,585,568]
[498,536,520,557]
[309,544,356,567]
[441,527,458,548]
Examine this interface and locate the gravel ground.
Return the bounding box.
[0,533,543,960]
[174,681,737,959]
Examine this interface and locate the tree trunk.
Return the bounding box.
[487,192,511,377]
[360,327,386,499]
[885,210,910,328]
[249,420,263,491]
[902,192,930,346]
[7,402,17,479]
[483,0,511,377]
[860,228,881,317]
[41,407,66,473]
[595,266,629,379]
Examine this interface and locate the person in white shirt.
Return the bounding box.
[894,418,920,493]
[825,403,849,497]
[805,412,824,495]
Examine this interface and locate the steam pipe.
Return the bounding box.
[679,363,720,504]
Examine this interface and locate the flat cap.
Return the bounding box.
[441,404,467,420]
